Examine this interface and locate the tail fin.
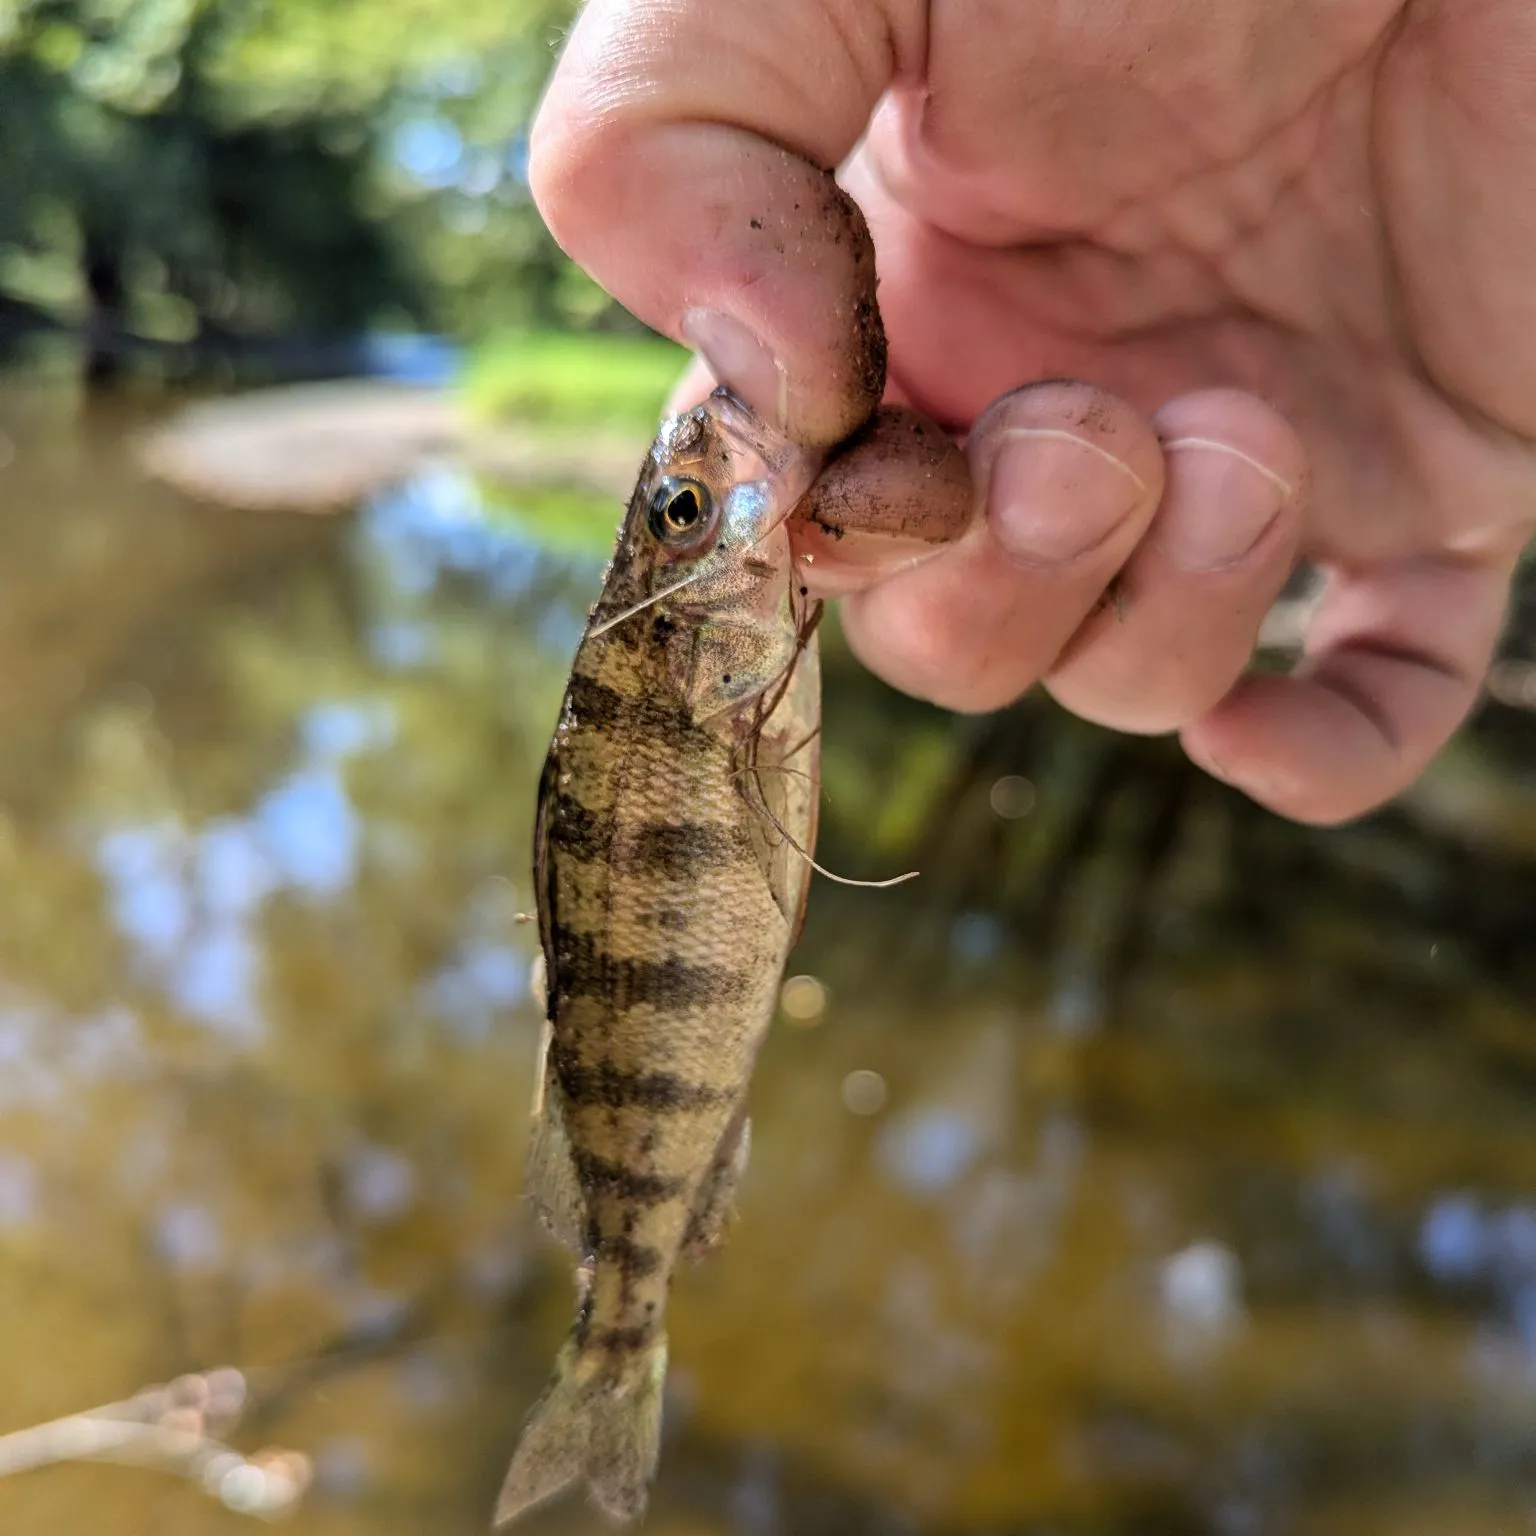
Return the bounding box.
[494,1335,668,1527]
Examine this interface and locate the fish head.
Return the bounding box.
[590,389,822,722]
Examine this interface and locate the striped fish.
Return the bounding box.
[496,389,824,1527]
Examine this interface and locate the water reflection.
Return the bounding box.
[91,713,372,1038]
[1,378,1536,1533]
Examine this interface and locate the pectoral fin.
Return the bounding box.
[527,1022,586,1253]
[744,623,821,940]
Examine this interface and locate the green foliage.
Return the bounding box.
[0,0,609,357]
[464,330,689,432]
[200,0,571,122]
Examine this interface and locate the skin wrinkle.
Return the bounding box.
[817,0,902,107]
[1305,551,1511,661]
[1107,93,1322,271]
[1076,95,1344,342]
[1319,637,1471,691]
[1378,8,1536,441]
[1378,235,1536,465]
[898,2,1400,237]
[1309,661,1412,758]
[697,4,884,160]
[1308,71,1406,343]
[1175,103,1340,330]
[864,26,1413,380]
[1385,372,1536,555]
[853,156,1240,415]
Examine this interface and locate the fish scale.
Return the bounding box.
[495,390,823,1528]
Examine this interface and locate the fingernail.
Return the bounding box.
[681,308,787,430]
[1159,438,1291,571]
[987,427,1149,565]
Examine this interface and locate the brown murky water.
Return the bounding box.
[2,373,1536,1536]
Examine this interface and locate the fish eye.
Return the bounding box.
[647,476,715,546]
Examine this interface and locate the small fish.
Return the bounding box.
[495,389,824,1527]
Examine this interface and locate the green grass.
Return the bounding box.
[463,329,688,433]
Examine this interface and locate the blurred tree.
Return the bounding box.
[0,0,598,378]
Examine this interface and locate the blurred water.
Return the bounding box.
[1,376,1535,1535]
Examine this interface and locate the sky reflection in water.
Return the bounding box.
[88,465,568,1045]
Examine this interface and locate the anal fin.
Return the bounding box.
[681,1108,751,1264]
[526,1021,586,1253]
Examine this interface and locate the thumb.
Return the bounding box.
[529,0,906,445]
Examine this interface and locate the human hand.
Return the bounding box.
[529,0,1536,824]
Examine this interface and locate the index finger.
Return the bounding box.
[530,0,909,445]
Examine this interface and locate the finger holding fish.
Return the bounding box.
[792,406,975,595]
